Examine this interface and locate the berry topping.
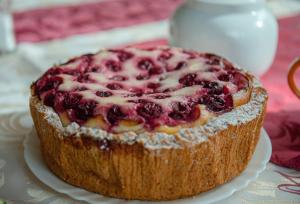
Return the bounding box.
[63,93,82,109]
[201,81,223,95]
[36,76,63,95]
[149,67,163,75]
[137,101,162,119]
[223,59,235,70]
[105,60,121,72]
[153,94,171,99]
[43,91,56,107]
[63,54,93,73]
[74,100,97,121]
[129,87,143,95]
[106,83,123,90]
[147,82,161,90]
[96,91,113,97]
[90,66,101,72]
[174,61,187,70]
[179,73,198,87]
[207,67,220,72]
[218,73,230,81]
[33,47,250,132]
[158,51,173,61]
[44,67,63,76]
[203,53,221,65]
[109,49,133,62]
[107,105,126,125]
[137,58,155,70]
[76,87,88,91]
[231,72,249,90]
[126,92,143,97]
[168,102,200,121]
[77,74,90,83]
[136,74,150,80]
[198,95,233,112]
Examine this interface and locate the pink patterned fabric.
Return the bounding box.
[261,15,300,170]
[13,0,300,170]
[275,171,300,195]
[13,0,182,43]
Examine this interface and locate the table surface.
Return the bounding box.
[1,0,300,203]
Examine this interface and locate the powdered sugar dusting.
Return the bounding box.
[36,102,63,131]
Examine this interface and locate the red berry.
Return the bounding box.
[149,67,163,75]
[223,58,235,70]
[136,101,162,119]
[63,93,82,109]
[77,74,90,83]
[174,61,187,70]
[106,105,126,125]
[106,83,123,90]
[136,74,150,80]
[201,81,223,95]
[35,76,63,95]
[179,73,197,87]
[232,72,248,90]
[128,87,143,97]
[76,87,88,91]
[90,66,101,72]
[168,102,200,121]
[218,73,230,81]
[203,53,221,65]
[61,54,93,73]
[147,82,161,90]
[74,100,97,121]
[43,91,56,107]
[137,58,155,70]
[153,94,171,99]
[44,67,63,76]
[105,60,121,72]
[96,91,112,97]
[207,67,220,72]
[158,51,173,61]
[168,102,188,120]
[198,95,233,112]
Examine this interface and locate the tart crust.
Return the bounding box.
[30,85,267,200]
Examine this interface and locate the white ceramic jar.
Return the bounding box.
[169,0,278,76]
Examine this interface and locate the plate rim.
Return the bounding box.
[23,128,272,204]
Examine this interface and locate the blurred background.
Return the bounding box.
[0,0,300,203]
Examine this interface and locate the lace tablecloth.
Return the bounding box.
[0,0,300,203]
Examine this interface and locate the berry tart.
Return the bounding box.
[30,47,267,200]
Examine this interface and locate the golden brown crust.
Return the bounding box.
[29,85,267,200]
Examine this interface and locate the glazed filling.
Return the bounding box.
[33,47,250,133]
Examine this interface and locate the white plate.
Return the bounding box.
[24,128,272,204]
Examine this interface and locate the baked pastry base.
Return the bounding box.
[30,88,267,201]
